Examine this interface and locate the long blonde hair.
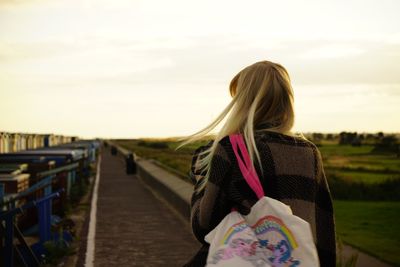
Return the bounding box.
[178,60,302,191]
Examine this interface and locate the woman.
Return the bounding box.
[180,60,336,266]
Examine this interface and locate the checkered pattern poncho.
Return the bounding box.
[184,131,336,267]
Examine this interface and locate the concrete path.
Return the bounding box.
[92,150,200,266]
[343,244,393,267]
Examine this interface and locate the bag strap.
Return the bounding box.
[229,134,265,199]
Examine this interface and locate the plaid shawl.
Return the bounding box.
[184,131,336,267]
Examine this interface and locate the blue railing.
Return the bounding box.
[0,139,100,266]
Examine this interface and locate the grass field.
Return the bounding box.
[332,170,399,184]
[117,140,400,185]
[334,200,400,266]
[320,144,400,184]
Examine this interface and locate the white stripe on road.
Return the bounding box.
[85,155,101,267]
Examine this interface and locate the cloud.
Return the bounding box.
[0,41,81,61]
[299,44,366,59]
[386,32,400,44]
[1,0,400,87]
[1,0,400,137]
[1,36,400,89]
[0,0,48,8]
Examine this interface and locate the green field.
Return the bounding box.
[334,200,400,266]
[117,140,400,185]
[320,144,400,184]
[115,139,400,265]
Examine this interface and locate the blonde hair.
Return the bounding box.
[178,60,303,191]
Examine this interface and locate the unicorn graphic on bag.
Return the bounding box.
[209,237,300,267]
[209,238,268,267]
[268,240,300,267]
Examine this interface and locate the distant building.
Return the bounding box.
[0,132,78,153]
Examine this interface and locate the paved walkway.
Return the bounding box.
[92,150,200,266]
[343,244,393,267]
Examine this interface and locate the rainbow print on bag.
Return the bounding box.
[210,215,301,267]
[221,220,249,245]
[252,215,298,251]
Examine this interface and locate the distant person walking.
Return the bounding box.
[180,60,336,266]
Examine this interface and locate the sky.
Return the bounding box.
[0,0,399,138]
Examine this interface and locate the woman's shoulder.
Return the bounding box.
[254,131,323,162]
[200,133,318,152]
[189,137,232,177]
[255,131,317,148]
[216,135,232,148]
[193,136,232,154]
[192,141,212,156]
[191,136,233,166]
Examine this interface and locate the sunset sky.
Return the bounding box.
[1,0,399,138]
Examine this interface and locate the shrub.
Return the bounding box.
[329,175,400,201]
[137,141,169,149]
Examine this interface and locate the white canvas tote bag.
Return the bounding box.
[205,134,319,267]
